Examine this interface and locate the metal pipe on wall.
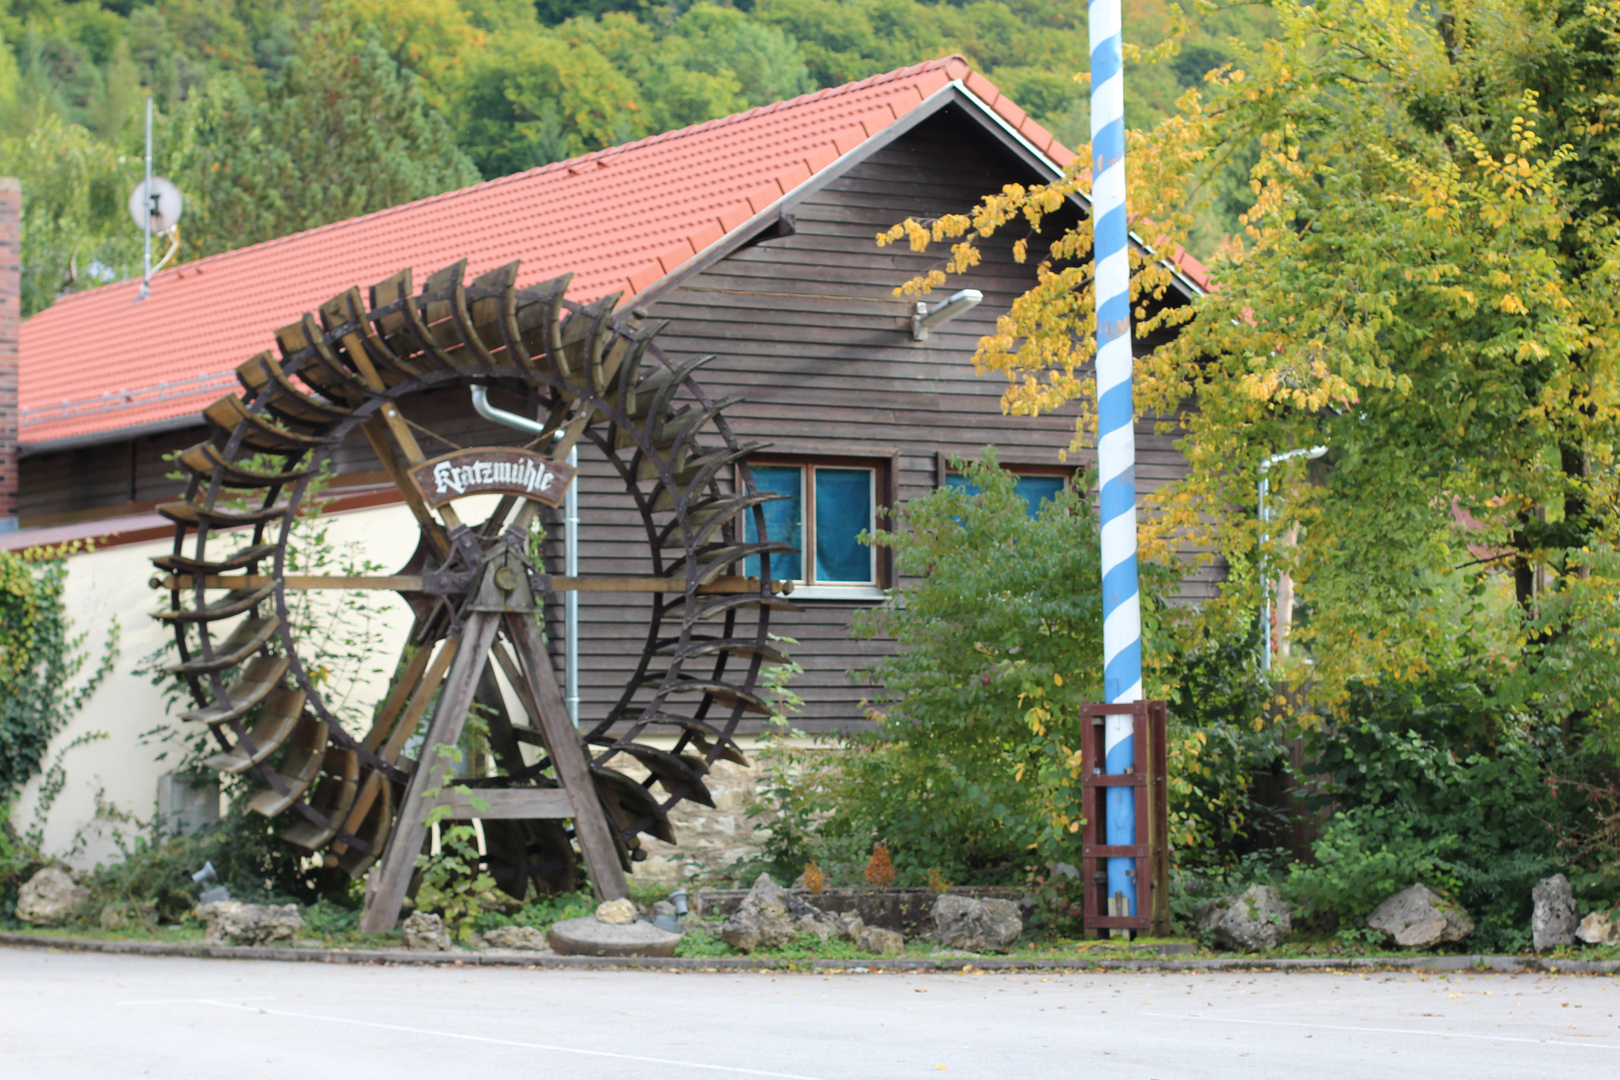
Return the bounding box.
[467,385,580,725]
[564,443,579,727]
[1258,446,1328,672]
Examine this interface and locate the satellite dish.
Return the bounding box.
[128,176,184,234]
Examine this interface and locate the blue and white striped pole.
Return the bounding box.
[1089,0,1142,919]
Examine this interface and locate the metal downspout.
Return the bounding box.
[469,386,580,726]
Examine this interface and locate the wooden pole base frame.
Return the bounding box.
[358,604,629,933]
[1079,701,1171,938]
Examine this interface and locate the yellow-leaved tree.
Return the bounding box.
[884,0,1620,725]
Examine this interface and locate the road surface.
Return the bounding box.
[1,946,1614,1078]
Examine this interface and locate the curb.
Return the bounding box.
[3,933,1616,975]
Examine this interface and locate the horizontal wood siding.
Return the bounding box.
[637,106,1202,733]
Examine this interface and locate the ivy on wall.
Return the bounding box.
[0,544,119,803]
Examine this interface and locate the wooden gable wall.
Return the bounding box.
[571,103,1207,735]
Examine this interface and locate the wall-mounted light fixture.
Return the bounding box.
[911,288,983,341]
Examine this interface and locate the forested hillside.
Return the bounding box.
[5,0,1270,316]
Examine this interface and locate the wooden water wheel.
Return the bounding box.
[149,260,797,929]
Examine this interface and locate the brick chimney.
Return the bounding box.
[0,176,17,533]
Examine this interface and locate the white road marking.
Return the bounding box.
[1143,1012,1620,1050]
[181,998,831,1079]
[121,996,276,1006]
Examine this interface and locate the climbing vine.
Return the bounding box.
[0,543,118,803]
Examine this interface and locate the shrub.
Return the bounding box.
[747,450,1176,890]
[1285,676,1582,951]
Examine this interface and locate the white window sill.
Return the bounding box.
[780,584,887,602]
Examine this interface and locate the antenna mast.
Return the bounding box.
[139,95,153,301]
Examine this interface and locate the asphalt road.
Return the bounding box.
[1,947,1616,1079]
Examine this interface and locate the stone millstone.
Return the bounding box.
[549,917,683,958]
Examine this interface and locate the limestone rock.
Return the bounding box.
[931,894,1022,954]
[549,916,683,957]
[198,900,305,946]
[402,910,452,951]
[1366,884,1472,948]
[1205,885,1292,952]
[596,897,638,926]
[1532,874,1579,951]
[856,925,905,956]
[1577,910,1617,946]
[483,925,554,952]
[15,867,89,926]
[720,873,799,953]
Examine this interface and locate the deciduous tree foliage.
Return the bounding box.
[3,0,1275,315]
[176,14,480,259]
[890,0,1620,720]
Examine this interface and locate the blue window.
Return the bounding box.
[743,465,803,582]
[744,463,876,585]
[945,472,1068,515]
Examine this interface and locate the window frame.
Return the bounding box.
[741,454,888,601]
[936,452,1078,514]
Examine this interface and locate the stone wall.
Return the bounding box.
[627,752,776,887]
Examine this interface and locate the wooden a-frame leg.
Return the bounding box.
[360,612,501,933]
[503,610,630,903]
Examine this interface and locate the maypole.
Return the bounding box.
[1089,0,1142,918]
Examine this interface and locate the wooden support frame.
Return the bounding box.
[359,603,630,932]
[1079,700,1171,937]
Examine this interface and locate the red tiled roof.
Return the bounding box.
[23,55,1095,447]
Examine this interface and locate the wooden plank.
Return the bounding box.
[361,611,500,933]
[332,637,458,857]
[158,573,790,595]
[428,788,575,819]
[503,609,629,902]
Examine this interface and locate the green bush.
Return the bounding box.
[1159,627,1292,863]
[0,804,41,927]
[750,450,1174,892]
[77,804,353,925]
[1285,677,1587,951]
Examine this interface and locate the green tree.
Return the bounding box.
[176,14,479,258]
[774,451,1173,885]
[455,27,647,177]
[0,113,138,315]
[885,0,1620,726]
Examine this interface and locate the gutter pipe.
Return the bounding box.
[469,386,580,726]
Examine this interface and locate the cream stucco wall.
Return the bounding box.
[10,499,439,868]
